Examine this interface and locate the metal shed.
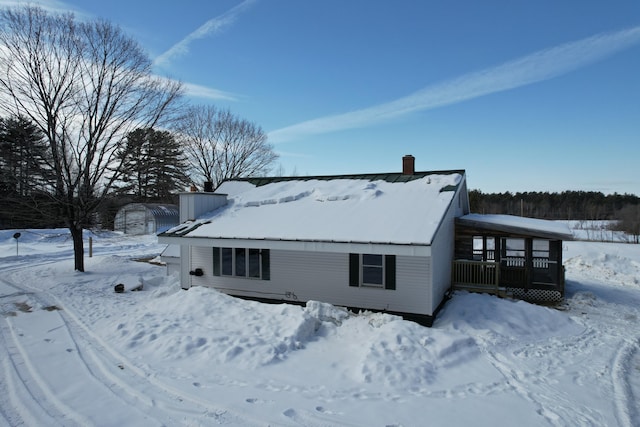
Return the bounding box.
[114,203,179,235]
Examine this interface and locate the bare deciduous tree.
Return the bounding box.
[175,105,278,189]
[0,6,182,271]
[612,205,640,244]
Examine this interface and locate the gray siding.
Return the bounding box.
[179,193,227,222]
[188,247,432,316]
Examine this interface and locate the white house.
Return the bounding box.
[158,155,572,325]
[158,156,469,325]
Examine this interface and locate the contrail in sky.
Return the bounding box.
[268,26,640,143]
[182,82,238,102]
[153,0,256,67]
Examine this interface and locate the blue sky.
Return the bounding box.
[7,0,640,194]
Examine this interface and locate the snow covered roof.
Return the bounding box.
[163,171,465,246]
[116,203,179,218]
[457,214,573,240]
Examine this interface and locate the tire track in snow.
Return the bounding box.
[1,276,179,426]
[0,323,65,427]
[1,273,267,427]
[0,279,90,426]
[1,278,169,426]
[0,279,72,426]
[47,292,264,426]
[611,337,640,427]
[4,316,95,427]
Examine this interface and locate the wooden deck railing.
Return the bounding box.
[452,258,557,292]
[452,259,530,294]
[452,258,565,300]
[451,260,500,294]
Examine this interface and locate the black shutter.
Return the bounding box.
[385,255,396,290]
[261,249,270,280]
[212,247,220,276]
[349,253,360,287]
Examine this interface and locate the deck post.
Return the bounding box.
[525,238,533,291]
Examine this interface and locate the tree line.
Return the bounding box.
[470,190,640,242]
[0,6,278,271]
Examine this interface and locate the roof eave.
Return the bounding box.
[157,234,432,256]
[455,217,573,241]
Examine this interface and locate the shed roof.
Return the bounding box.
[163,170,465,246]
[116,203,179,217]
[456,214,574,240]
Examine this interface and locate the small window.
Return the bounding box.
[248,248,261,278]
[503,238,525,258]
[235,248,246,276]
[533,239,551,270]
[533,239,550,258]
[221,248,233,276]
[349,253,396,290]
[473,236,496,261]
[362,254,383,287]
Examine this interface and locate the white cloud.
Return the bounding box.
[153,0,256,67]
[268,26,640,143]
[182,82,238,102]
[0,0,92,19]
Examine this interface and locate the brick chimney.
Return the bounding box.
[402,155,415,175]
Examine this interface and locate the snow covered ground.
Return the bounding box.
[0,228,639,426]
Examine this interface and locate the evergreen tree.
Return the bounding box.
[116,128,190,201]
[0,115,60,228]
[0,115,49,197]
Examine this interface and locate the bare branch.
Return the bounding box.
[174,105,277,188]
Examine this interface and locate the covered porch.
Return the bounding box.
[452,214,573,303]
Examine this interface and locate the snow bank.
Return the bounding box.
[437,292,583,341]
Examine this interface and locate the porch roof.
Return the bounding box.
[456,214,573,241]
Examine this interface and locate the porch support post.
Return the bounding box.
[494,237,501,263]
[551,240,564,292]
[495,238,502,286]
[525,237,533,291]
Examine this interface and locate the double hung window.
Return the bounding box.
[362,254,384,287]
[349,253,396,290]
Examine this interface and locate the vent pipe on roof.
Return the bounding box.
[402,155,415,175]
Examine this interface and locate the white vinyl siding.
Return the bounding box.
[429,185,467,313]
[188,246,432,316]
